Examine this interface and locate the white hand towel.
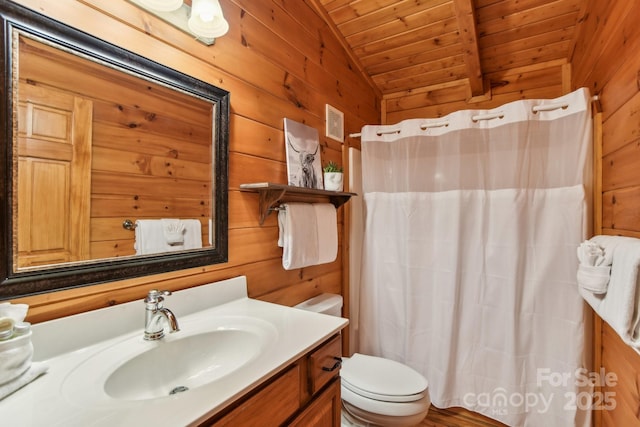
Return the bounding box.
[0,362,48,400]
[279,203,319,270]
[578,235,640,347]
[313,203,338,264]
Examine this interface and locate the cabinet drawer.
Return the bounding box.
[308,334,342,394]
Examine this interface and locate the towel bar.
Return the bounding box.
[122,219,137,230]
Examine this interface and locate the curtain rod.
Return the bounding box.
[348,95,600,138]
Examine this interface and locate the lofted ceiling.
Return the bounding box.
[313,0,586,98]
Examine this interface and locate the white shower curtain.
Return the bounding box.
[358,88,592,426]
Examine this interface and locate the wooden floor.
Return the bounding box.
[420,406,507,427]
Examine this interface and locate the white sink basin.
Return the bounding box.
[105,329,264,400]
[62,315,278,404]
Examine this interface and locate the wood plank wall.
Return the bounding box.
[383,59,567,123]
[9,0,380,323]
[384,61,565,124]
[571,1,640,426]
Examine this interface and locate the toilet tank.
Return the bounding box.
[295,293,343,317]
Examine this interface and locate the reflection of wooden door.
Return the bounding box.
[17,83,92,268]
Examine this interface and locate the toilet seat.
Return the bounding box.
[341,353,428,403]
[341,383,431,418]
[342,378,425,403]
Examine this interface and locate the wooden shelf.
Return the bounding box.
[239,182,356,225]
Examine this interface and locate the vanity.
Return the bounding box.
[0,277,348,426]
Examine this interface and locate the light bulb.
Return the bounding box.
[188,0,229,39]
[139,0,183,12]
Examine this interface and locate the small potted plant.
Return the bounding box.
[323,161,343,191]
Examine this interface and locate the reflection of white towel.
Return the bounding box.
[135,219,202,255]
[578,235,640,347]
[0,362,48,400]
[181,219,203,250]
[135,220,166,255]
[278,203,337,270]
[162,219,185,245]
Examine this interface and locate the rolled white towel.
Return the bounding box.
[577,240,611,294]
[577,241,606,266]
[577,264,611,294]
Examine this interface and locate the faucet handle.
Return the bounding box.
[145,289,172,304]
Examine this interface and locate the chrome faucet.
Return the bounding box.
[144,290,180,341]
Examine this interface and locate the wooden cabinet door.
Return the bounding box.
[17,83,92,267]
[289,378,341,427]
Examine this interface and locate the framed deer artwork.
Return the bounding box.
[283,118,323,189]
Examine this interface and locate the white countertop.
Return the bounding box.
[0,276,348,426]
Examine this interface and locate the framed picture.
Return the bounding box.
[283,118,323,189]
[325,104,344,142]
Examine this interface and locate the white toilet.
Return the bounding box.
[295,294,430,427]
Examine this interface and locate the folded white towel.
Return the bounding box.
[0,362,48,400]
[277,203,338,270]
[578,235,640,347]
[279,203,319,270]
[314,203,338,264]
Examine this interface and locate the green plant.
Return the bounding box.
[323,161,343,173]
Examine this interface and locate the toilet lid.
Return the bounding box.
[340,353,428,403]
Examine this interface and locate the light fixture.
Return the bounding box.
[139,0,183,12]
[188,0,229,39]
[128,0,228,45]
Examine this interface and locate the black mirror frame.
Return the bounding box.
[0,2,229,299]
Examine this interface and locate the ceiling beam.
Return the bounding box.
[452,0,484,96]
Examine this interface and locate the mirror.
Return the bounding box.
[0,2,229,299]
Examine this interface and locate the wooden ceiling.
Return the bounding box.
[313,0,586,97]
